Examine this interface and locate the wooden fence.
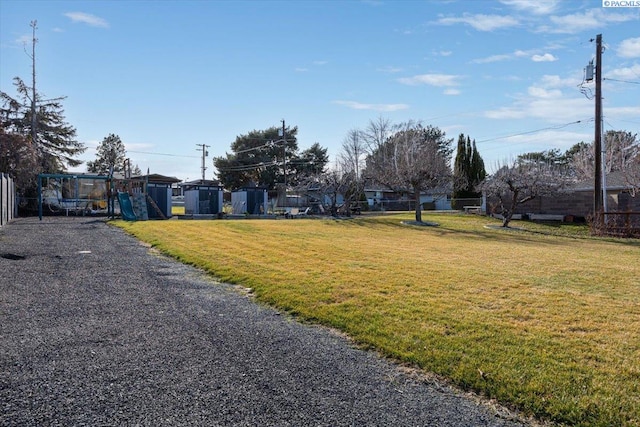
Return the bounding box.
[1,173,16,227]
[592,211,640,238]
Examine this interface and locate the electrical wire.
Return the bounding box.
[603,78,640,85]
[476,119,591,145]
[216,161,279,172]
[127,150,199,159]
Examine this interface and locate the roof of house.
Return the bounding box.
[571,171,634,192]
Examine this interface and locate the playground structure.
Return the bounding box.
[37,173,179,221]
[38,174,110,218]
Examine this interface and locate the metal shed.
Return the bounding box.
[184,182,224,215]
[232,187,268,215]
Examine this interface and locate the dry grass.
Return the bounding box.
[114,213,640,427]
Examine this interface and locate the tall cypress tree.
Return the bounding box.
[452,134,486,209]
[470,139,486,185]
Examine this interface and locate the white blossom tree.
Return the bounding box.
[482,160,570,227]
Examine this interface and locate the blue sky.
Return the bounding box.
[1,0,639,181]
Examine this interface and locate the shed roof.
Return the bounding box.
[132,174,182,184]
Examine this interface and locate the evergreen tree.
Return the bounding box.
[0,22,85,173]
[1,78,85,173]
[214,126,328,191]
[214,126,299,190]
[470,140,486,185]
[453,133,468,195]
[87,134,127,175]
[452,134,486,209]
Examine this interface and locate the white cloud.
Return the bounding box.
[527,86,561,98]
[605,106,640,118]
[618,37,640,58]
[606,64,640,81]
[15,35,31,45]
[531,53,557,62]
[499,0,559,15]
[472,49,543,64]
[472,54,512,64]
[377,66,403,73]
[333,101,409,112]
[547,9,634,34]
[501,129,592,152]
[484,107,527,120]
[313,60,328,66]
[397,73,461,87]
[485,75,591,123]
[436,13,519,32]
[443,88,461,96]
[538,74,576,88]
[64,12,109,28]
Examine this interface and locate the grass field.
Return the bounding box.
[115,213,640,427]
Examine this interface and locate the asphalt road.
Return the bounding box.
[1,217,533,426]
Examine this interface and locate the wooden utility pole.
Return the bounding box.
[196,144,209,182]
[594,34,603,216]
[29,20,38,144]
[281,119,286,189]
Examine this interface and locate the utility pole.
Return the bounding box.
[29,20,38,145]
[282,119,286,189]
[196,144,209,182]
[594,34,603,216]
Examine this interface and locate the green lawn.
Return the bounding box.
[114,213,640,427]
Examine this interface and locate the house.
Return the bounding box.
[485,171,640,221]
[365,183,454,211]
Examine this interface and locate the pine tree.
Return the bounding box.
[0,21,85,173]
[86,134,127,175]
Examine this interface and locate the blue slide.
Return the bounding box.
[117,192,137,221]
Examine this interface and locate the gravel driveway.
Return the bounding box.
[1,217,533,426]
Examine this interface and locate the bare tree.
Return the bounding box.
[365,121,452,223]
[569,131,639,180]
[340,129,366,179]
[296,167,355,217]
[482,160,570,227]
[361,116,393,154]
[624,155,640,197]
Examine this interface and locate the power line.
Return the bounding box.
[127,149,200,159]
[476,119,590,145]
[603,77,640,85]
[234,141,275,154]
[216,161,279,172]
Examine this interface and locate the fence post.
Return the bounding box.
[1,173,16,226]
